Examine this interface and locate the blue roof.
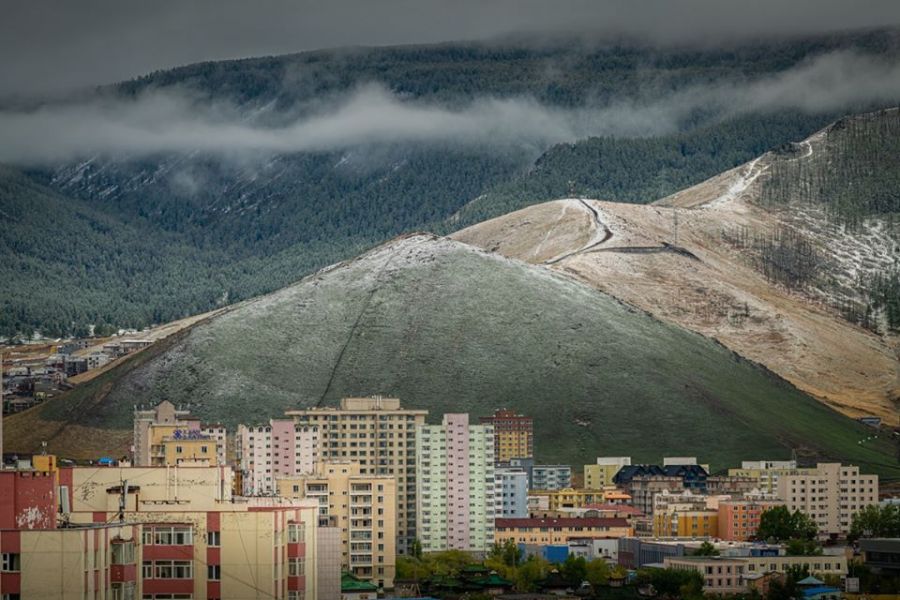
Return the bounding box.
[801,586,841,597]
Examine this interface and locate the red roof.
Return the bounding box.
[495,517,630,529]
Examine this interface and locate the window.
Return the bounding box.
[1,553,20,572]
[111,541,136,565]
[142,561,153,579]
[151,560,193,579]
[154,526,193,545]
[207,565,220,581]
[111,582,136,600]
[288,558,305,577]
[207,531,220,546]
[288,592,305,600]
[288,523,306,543]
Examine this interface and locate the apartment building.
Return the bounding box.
[665,554,847,595]
[276,460,397,588]
[727,460,812,494]
[133,400,227,466]
[416,413,495,553]
[717,497,784,541]
[479,409,533,463]
[0,520,143,599]
[62,464,320,600]
[494,517,632,546]
[236,420,319,495]
[531,465,572,491]
[285,396,427,554]
[528,488,607,511]
[0,464,321,599]
[584,457,631,489]
[495,468,529,518]
[776,462,878,537]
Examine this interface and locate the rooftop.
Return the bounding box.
[495,517,629,529]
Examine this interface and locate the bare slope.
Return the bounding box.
[7,234,898,476]
[454,116,899,420]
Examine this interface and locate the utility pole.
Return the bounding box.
[673,208,679,246]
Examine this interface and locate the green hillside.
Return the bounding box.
[17,234,899,477]
[6,28,900,337]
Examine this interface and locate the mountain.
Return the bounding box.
[5,29,900,337]
[6,234,899,477]
[453,109,900,422]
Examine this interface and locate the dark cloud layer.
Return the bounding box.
[2,0,900,95]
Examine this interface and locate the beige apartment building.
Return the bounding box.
[285,396,427,554]
[277,460,397,589]
[62,464,320,600]
[133,400,227,466]
[775,462,878,537]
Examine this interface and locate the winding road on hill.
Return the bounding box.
[544,199,613,264]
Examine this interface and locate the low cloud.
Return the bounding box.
[1,50,899,165]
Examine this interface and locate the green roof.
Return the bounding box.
[342,571,379,592]
[472,573,515,587]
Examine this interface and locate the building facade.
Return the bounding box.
[133,400,227,467]
[494,468,529,518]
[531,465,572,491]
[63,465,320,600]
[717,498,784,541]
[665,554,847,595]
[236,420,319,495]
[478,409,533,463]
[416,413,495,553]
[285,396,427,554]
[276,460,397,588]
[775,463,878,537]
[494,517,632,546]
[584,457,631,489]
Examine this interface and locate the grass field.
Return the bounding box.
[9,234,899,478]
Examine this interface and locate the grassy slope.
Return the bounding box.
[12,235,898,477]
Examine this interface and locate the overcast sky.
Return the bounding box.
[2,0,900,95]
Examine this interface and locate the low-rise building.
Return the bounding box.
[665,554,848,595]
[277,460,397,588]
[494,517,632,546]
[528,487,607,511]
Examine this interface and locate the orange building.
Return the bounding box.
[717,498,784,541]
[479,409,533,463]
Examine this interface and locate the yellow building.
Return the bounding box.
[61,465,320,600]
[478,409,533,463]
[278,460,397,589]
[494,516,633,546]
[653,503,719,538]
[529,487,607,511]
[134,401,227,466]
[583,457,631,489]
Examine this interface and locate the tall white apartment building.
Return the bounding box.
[776,463,879,537]
[416,413,496,552]
[236,419,319,495]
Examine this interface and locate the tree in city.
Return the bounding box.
[849,504,900,540]
[694,541,720,556]
[757,506,818,542]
